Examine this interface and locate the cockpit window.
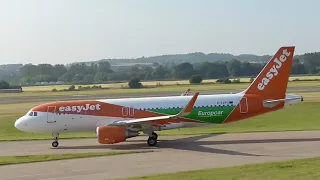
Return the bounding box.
[28,112,38,116]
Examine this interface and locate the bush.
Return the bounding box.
[128,78,142,88]
[223,78,232,84]
[216,78,231,84]
[232,78,241,83]
[92,85,102,89]
[68,85,76,91]
[216,79,224,83]
[0,80,10,89]
[52,88,57,92]
[189,75,203,84]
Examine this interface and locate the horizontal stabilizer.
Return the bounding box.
[263,96,303,108]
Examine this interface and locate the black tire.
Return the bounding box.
[152,132,158,140]
[147,136,157,146]
[52,141,59,147]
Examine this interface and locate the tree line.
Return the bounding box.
[0,52,319,86]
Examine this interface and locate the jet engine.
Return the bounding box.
[96,126,139,144]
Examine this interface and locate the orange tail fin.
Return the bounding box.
[244,46,295,99]
[224,46,296,123]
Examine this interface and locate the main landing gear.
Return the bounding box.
[52,133,59,148]
[147,132,158,146]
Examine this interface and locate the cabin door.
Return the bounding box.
[47,106,56,123]
[239,97,248,113]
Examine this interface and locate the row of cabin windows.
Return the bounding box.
[53,104,234,114]
[143,104,234,110]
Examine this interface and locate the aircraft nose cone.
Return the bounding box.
[14,118,22,129]
[14,117,26,131]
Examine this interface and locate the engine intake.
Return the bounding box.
[96,126,139,144]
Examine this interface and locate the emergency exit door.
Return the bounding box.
[239,97,248,113]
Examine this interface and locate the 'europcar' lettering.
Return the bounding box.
[257,49,291,91]
[198,111,223,116]
[59,104,101,113]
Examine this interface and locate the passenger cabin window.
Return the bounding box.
[29,112,33,116]
[34,112,37,116]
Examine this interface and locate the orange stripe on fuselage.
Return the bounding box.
[31,100,195,125]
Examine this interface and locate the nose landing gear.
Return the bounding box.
[52,133,59,148]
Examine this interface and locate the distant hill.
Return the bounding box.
[0,52,310,76]
[89,52,274,66]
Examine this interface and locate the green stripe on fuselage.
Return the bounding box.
[149,106,235,124]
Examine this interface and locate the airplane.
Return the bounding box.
[14,46,304,148]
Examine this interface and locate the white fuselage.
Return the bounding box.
[14,93,301,134]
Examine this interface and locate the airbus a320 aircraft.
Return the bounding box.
[15,46,303,148]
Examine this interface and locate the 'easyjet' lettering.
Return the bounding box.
[257,49,291,91]
[59,104,101,113]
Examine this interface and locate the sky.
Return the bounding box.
[0,0,319,65]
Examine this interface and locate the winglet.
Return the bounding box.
[177,92,199,117]
[181,88,191,96]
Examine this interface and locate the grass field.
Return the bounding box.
[1,80,320,98]
[123,157,320,180]
[21,75,320,92]
[0,150,152,166]
[0,91,319,141]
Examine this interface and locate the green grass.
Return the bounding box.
[21,75,320,92]
[0,150,153,166]
[122,157,320,180]
[0,91,319,141]
[1,79,319,98]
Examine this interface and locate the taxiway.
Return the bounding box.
[1,131,320,180]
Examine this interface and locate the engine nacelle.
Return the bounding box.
[96,126,139,144]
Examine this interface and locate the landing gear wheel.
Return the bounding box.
[152,132,158,140]
[52,133,59,148]
[52,141,59,147]
[147,136,157,146]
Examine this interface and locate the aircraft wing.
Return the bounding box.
[110,92,199,126]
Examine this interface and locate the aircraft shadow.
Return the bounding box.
[55,133,320,157]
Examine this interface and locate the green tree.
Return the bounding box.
[98,61,113,73]
[227,59,242,77]
[189,75,203,84]
[173,62,194,79]
[58,73,73,82]
[83,74,94,82]
[72,73,85,82]
[128,77,142,88]
[0,80,10,89]
[94,72,108,82]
